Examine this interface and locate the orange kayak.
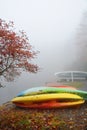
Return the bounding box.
[14,99,84,108]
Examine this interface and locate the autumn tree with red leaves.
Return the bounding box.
[0,19,39,87]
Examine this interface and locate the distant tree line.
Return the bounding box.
[67,12,87,71]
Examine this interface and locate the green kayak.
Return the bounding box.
[17,86,87,100]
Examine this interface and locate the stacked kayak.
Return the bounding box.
[11,86,87,108]
[46,83,77,90]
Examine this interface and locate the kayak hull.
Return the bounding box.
[12,93,85,108]
[14,100,84,108]
[17,86,87,100]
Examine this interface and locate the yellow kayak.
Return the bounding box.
[12,93,83,102]
[12,93,84,108]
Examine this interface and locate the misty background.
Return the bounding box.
[0,0,87,104]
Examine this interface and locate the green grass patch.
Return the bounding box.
[64,81,84,88]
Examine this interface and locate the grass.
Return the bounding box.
[0,101,87,130]
[63,81,85,88]
[0,105,67,130]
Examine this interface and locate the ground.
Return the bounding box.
[0,81,87,130]
[0,101,87,130]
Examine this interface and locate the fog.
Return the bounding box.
[0,0,87,104]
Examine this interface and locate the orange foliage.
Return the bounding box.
[0,19,39,81]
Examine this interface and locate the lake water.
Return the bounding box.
[0,82,41,105]
[1,74,87,105]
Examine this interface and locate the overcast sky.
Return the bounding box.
[0,0,87,104]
